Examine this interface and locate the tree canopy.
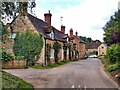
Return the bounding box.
[103,9,120,45]
[1,0,36,23]
[79,36,93,42]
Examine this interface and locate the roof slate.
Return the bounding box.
[27,13,66,42]
[85,41,101,49]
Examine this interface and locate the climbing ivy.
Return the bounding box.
[13,31,43,66]
[53,42,61,62]
[46,44,52,64]
[1,22,8,43]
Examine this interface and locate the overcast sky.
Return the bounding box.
[33,0,119,42]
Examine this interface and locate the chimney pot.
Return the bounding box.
[75,31,78,36]
[70,28,73,37]
[44,10,52,26]
[61,25,65,34]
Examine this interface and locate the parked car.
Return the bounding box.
[88,55,98,58]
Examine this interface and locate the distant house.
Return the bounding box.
[68,29,86,59]
[98,44,107,56]
[85,40,101,55]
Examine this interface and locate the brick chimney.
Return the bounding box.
[75,31,78,36]
[44,10,52,26]
[70,28,73,37]
[61,25,65,34]
[19,3,27,16]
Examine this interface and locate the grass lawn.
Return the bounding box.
[32,59,78,69]
[1,70,34,89]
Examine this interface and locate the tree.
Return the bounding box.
[1,21,8,43]
[13,31,43,66]
[1,0,36,23]
[103,9,120,45]
[79,36,93,42]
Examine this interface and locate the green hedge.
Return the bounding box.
[0,50,13,62]
[13,31,43,66]
[106,64,120,72]
[106,44,120,65]
[15,56,25,60]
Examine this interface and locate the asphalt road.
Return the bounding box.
[4,58,119,88]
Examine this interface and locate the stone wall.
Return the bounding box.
[36,37,45,65]
[2,60,26,69]
[79,43,85,59]
[2,38,14,56]
[7,15,36,33]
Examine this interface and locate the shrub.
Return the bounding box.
[13,31,43,66]
[1,50,13,62]
[106,64,120,72]
[106,44,120,65]
[15,56,25,60]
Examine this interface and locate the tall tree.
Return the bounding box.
[103,9,120,45]
[1,0,36,24]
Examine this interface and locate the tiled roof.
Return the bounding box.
[85,41,101,49]
[76,36,85,43]
[27,13,66,42]
[52,27,66,42]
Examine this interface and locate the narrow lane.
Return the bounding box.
[4,58,118,88]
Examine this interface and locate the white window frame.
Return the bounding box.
[50,49,54,58]
[67,37,69,42]
[50,31,54,40]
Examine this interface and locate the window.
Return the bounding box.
[50,31,54,40]
[50,49,54,58]
[101,46,104,49]
[102,52,104,55]
[8,33,16,39]
[67,37,69,42]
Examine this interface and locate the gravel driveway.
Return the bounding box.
[4,58,119,89]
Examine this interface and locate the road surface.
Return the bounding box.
[4,58,119,88]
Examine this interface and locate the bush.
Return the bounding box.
[106,64,120,72]
[1,50,13,62]
[13,31,43,66]
[15,56,25,60]
[106,44,120,65]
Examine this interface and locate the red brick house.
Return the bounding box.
[69,29,86,59]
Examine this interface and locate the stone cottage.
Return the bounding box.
[98,43,107,56]
[5,10,85,66]
[85,40,101,55]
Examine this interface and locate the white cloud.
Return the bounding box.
[35,0,119,42]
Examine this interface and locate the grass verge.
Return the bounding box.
[1,70,34,89]
[98,55,120,86]
[32,59,78,69]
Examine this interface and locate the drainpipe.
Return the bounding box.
[44,38,47,65]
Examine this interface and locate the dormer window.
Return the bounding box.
[50,31,54,40]
[67,37,69,42]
